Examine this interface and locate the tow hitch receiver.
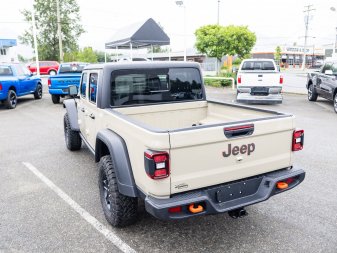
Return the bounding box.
[228,208,248,219]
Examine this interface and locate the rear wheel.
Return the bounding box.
[64,113,82,150]
[308,84,318,101]
[99,155,138,227]
[334,93,337,114]
[51,94,60,104]
[49,70,57,75]
[4,89,17,109]
[34,83,43,99]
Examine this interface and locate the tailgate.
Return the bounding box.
[169,116,294,194]
[50,75,81,88]
[240,72,280,87]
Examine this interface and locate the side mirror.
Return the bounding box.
[68,85,78,97]
[325,70,333,75]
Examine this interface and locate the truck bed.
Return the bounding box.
[114,100,284,131]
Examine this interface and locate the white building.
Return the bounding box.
[0,39,18,63]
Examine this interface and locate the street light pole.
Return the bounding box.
[56,0,63,62]
[330,7,337,55]
[175,1,187,61]
[217,0,220,25]
[31,3,40,76]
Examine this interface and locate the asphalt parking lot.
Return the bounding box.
[1,81,337,253]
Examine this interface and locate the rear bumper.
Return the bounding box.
[145,167,305,220]
[49,88,70,95]
[237,93,283,104]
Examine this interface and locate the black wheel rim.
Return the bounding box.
[10,92,17,106]
[101,173,111,210]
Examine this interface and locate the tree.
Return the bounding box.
[19,0,84,61]
[275,46,282,63]
[195,25,256,73]
[76,47,98,63]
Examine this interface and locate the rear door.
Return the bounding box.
[169,116,295,194]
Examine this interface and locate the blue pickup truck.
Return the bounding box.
[0,63,42,109]
[48,62,88,104]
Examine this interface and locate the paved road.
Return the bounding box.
[1,83,337,252]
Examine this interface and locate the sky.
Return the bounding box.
[1,0,337,58]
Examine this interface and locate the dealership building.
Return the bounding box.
[0,38,18,63]
[252,45,325,68]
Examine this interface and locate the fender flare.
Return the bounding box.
[63,99,80,131]
[95,129,138,197]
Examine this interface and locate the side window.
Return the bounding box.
[89,73,98,103]
[80,73,87,98]
[15,65,25,76]
[332,63,337,74]
[322,63,332,73]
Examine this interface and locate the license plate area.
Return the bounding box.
[215,177,263,203]
[251,87,269,96]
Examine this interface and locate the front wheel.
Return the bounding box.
[51,94,60,104]
[99,155,138,227]
[34,83,43,99]
[4,89,17,109]
[334,93,337,114]
[64,113,82,150]
[308,84,318,101]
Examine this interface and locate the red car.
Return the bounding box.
[28,61,59,75]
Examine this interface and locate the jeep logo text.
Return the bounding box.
[222,143,255,157]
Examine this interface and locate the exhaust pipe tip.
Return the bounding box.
[228,208,248,219]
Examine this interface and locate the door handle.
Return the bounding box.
[81,108,85,112]
[89,113,95,119]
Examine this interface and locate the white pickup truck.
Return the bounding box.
[237,59,283,104]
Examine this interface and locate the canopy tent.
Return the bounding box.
[105,18,170,49]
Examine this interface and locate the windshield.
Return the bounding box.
[0,65,13,76]
[110,68,203,106]
[59,63,87,74]
[241,61,275,71]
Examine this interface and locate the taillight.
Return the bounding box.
[0,83,2,91]
[48,78,51,87]
[237,75,241,84]
[144,151,170,179]
[292,129,304,151]
[279,75,283,84]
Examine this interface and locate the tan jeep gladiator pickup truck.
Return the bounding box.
[63,62,305,227]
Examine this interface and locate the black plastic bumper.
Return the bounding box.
[144,167,305,220]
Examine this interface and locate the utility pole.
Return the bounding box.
[56,0,63,62]
[217,0,220,25]
[31,3,40,76]
[302,5,315,70]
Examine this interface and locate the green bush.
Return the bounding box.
[204,77,234,87]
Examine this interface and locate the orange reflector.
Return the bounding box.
[277,181,289,190]
[188,203,204,214]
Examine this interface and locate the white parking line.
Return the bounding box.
[22,162,136,253]
[314,102,333,112]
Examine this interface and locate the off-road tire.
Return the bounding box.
[34,83,43,99]
[99,155,138,227]
[4,89,17,109]
[64,113,81,151]
[334,93,337,114]
[51,94,60,104]
[308,84,318,101]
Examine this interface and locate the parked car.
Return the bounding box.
[307,60,337,112]
[0,63,42,109]
[28,61,59,75]
[236,59,283,104]
[48,62,88,104]
[63,62,305,227]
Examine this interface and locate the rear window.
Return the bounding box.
[110,68,203,106]
[0,65,13,76]
[241,61,275,71]
[59,63,87,74]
